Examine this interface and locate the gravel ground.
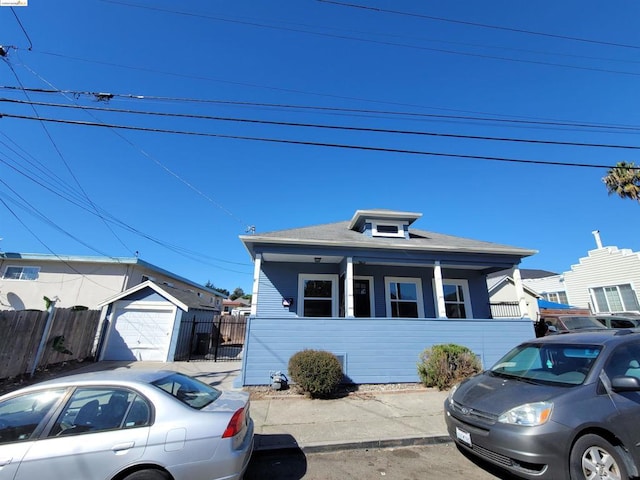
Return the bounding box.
[246,382,431,400]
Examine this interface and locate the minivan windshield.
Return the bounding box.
[490,343,602,385]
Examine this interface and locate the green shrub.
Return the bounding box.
[288,349,343,398]
[417,344,481,390]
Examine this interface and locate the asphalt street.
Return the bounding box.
[245,443,517,480]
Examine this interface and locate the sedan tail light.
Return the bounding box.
[222,407,246,438]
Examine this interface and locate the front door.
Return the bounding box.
[354,278,372,317]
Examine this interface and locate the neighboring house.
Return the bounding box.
[523,274,568,306]
[562,231,640,314]
[97,281,221,362]
[222,297,251,315]
[487,273,540,320]
[237,208,538,386]
[0,253,225,312]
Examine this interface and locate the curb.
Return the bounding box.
[253,434,453,454]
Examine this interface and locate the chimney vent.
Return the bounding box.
[592,230,603,249]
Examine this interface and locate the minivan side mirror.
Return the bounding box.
[611,376,640,392]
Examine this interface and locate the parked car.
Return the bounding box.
[0,369,254,480]
[535,314,607,337]
[444,329,640,479]
[594,314,640,329]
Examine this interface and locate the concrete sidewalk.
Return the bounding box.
[250,388,451,453]
[67,360,452,453]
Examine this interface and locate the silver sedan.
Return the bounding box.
[0,369,254,480]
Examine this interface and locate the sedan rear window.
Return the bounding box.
[491,343,602,385]
[152,373,221,409]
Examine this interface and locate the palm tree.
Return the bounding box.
[602,162,640,202]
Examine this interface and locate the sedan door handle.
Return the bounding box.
[112,442,134,452]
[0,457,12,466]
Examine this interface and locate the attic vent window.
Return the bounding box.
[377,225,398,234]
[370,220,407,238]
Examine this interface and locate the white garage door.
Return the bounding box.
[102,302,176,361]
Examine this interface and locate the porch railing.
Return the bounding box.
[489,302,522,318]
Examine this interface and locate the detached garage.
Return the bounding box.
[97,281,220,362]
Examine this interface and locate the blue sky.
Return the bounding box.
[1,0,639,294]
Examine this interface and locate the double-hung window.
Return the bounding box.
[442,279,473,319]
[591,284,640,313]
[2,266,40,280]
[385,277,424,318]
[298,274,338,317]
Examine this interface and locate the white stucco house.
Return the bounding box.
[0,253,225,312]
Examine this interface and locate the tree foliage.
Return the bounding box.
[602,162,640,202]
[229,287,245,300]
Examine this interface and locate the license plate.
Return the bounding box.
[456,427,472,446]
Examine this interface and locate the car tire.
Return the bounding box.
[122,470,170,480]
[570,434,629,480]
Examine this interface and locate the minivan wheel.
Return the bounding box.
[570,434,628,480]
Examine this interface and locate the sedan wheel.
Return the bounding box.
[123,470,170,480]
[570,434,628,480]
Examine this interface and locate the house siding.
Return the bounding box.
[240,317,535,385]
[257,262,492,319]
[563,248,640,311]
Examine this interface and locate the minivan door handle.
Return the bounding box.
[0,457,12,466]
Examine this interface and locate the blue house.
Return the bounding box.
[238,209,538,386]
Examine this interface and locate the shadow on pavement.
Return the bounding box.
[245,434,307,480]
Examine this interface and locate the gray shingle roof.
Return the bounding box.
[241,220,536,256]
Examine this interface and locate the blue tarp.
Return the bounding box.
[537,299,576,310]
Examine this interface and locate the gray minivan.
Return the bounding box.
[444,330,640,479]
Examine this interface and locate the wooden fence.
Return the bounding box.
[0,308,101,380]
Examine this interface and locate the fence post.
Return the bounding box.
[30,301,56,377]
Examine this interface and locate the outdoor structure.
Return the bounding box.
[237,208,538,385]
[562,231,640,314]
[487,273,540,320]
[97,281,222,362]
[0,253,225,312]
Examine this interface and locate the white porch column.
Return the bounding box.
[250,254,261,316]
[434,261,447,318]
[512,266,529,318]
[346,257,354,318]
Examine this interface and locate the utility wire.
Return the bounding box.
[2,58,134,256]
[318,0,640,50]
[97,1,640,78]
[3,85,640,135]
[17,64,248,229]
[10,7,32,50]
[4,97,640,152]
[0,111,629,170]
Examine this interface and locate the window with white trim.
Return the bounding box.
[544,292,568,304]
[2,266,40,280]
[442,279,473,319]
[369,220,407,238]
[385,277,424,318]
[590,284,640,313]
[298,274,338,317]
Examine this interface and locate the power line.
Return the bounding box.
[16,63,249,229]
[4,84,640,135]
[318,0,640,51]
[96,0,640,78]
[2,58,135,257]
[4,97,640,152]
[0,111,626,170]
